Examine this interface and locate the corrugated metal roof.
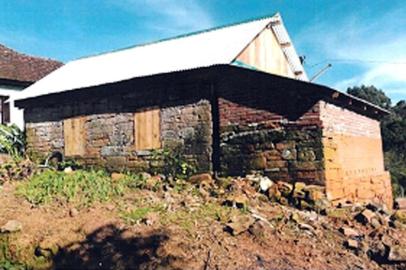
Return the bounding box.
[16,13,307,101]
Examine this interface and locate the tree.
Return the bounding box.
[347,85,392,109]
[393,100,406,118]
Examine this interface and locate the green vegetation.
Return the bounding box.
[0,124,25,161]
[347,85,406,196]
[150,146,197,179]
[122,199,244,234]
[16,170,132,206]
[122,204,165,224]
[0,236,26,270]
[347,85,392,109]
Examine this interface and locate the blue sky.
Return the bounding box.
[1,0,405,102]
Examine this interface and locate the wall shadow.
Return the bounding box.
[52,224,176,270]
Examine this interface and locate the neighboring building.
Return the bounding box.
[15,13,392,207]
[0,44,62,128]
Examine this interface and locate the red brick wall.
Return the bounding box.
[320,101,382,139]
[218,98,321,129]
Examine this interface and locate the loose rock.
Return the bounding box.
[259,177,273,192]
[188,173,213,185]
[69,208,79,217]
[393,210,406,224]
[277,182,293,197]
[395,198,406,210]
[298,223,316,235]
[248,220,267,238]
[339,227,360,238]
[1,220,23,233]
[388,245,406,262]
[304,185,326,202]
[111,172,126,181]
[267,185,282,202]
[345,239,359,250]
[63,166,74,174]
[142,212,160,226]
[226,215,255,236]
[355,209,376,225]
[224,193,248,209]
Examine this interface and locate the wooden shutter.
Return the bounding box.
[64,116,86,156]
[134,109,161,150]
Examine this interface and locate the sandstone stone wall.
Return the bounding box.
[320,101,392,207]
[26,121,64,155]
[24,88,212,172]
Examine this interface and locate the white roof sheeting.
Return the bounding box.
[16,13,307,101]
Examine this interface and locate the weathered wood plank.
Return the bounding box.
[64,116,86,156]
[135,109,161,150]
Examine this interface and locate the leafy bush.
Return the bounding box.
[0,124,25,161]
[16,170,127,206]
[150,146,196,179]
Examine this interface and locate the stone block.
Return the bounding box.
[101,146,130,157]
[263,150,280,160]
[105,156,128,172]
[281,148,297,160]
[249,153,267,170]
[266,160,287,169]
[297,148,316,161]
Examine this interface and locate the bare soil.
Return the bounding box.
[1,180,406,270]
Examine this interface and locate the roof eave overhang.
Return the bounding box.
[0,78,33,88]
[15,64,389,119]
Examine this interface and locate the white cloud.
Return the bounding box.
[296,6,406,100]
[113,0,214,35]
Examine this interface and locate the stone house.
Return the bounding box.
[0,44,62,128]
[15,14,392,207]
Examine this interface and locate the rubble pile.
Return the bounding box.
[213,174,406,267]
[222,174,330,212]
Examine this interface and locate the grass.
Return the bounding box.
[0,236,26,270]
[122,198,245,235]
[160,203,245,234]
[16,170,146,207]
[122,205,165,224]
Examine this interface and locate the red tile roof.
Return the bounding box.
[0,44,63,83]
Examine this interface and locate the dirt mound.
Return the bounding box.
[1,175,406,270]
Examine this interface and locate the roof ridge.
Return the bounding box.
[75,12,279,61]
[0,43,62,64]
